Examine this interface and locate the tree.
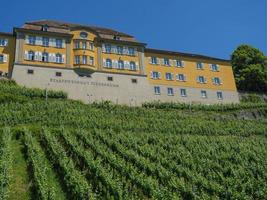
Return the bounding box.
[231,45,267,92]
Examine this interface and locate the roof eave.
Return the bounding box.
[145,48,230,63]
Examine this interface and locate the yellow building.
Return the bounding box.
[4,20,239,105]
[0,32,16,75]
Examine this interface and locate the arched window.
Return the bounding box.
[42,52,48,62]
[28,51,35,61]
[106,59,112,68]
[118,60,124,69]
[56,53,62,63]
[130,62,136,71]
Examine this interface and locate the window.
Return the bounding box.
[74,41,80,49]
[42,25,48,31]
[27,69,34,74]
[56,72,62,77]
[0,55,3,62]
[197,76,206,84]
[118,60,124,69]
[105,44,111,53]
[130,62,136,71]
[131,78,137,84]
[201,90,207,98]
[213,77,221,85]
[82,55,87,64]
[152,71,160,79]
[42,52,48,62]
[29,36,36,45]
[82,41,87,49]
[56,54,62,63]
[211,64,219,71]
[42,37,49,46]
[151,57,158,64]
[217,91,223,100]
[56,39,63,48]
[167,88,174,96]
[117,46,123,55]
[0,39,8,46]
[154,86,160,95]
[177,74,185,81]
[106,59,112,68]
[164,58,170,66]
[89,57,94,65]
[176,60,183,67]
[113,35,120,40]
[28,51,35,61]
[129,47,135,56]
[107,76,113,81]
[75,56,80,64]
[89,42,94,50]
[165,73,173,80]
[197,62,204,70]
[180,89,187,97]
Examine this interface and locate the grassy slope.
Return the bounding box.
[8,139,31,200]
[0,80,266,199]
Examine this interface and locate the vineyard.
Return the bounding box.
[0,80,266,199]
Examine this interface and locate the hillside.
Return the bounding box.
[0,80,266,200]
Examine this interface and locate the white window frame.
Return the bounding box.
[118,60,124,69]
[82,55,87,64]
[29,36,36,45]
[151,57,158,65]
[82,41,87,49]
[28,51,35,61]
[164,58,170,66]
[217,91,223,100]
[152,71,160,79]
[56,53,62,63]
[213,77,221,85]
[55,39,63,48]
[197,62,204,70]
[201,90,207,98]
[167,88,174,96]
[106,59,112,68]
[42,52,49,62]
[165,73,172,80]
[176,60,183,67]
[130,62,136,71]
[89,42,94,50]
[89,56,94,65]
[42,37,49,47]
[105,44,111,53]
[154,86,161,95]
[177,74,185,81]
[75,55,80,64]
[0,39,7,47]
[74,41,80,49]
[117,46,123,55]
[180,89,187,97]
[197,76,206,84]
[211,64,219,71]
[129,47,135,56]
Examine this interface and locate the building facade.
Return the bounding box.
[1,20,239,105]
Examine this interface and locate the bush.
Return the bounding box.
[0,79,67,99]
[142,101,267,112]
[240,93,264,103]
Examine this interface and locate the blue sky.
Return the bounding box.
[2,0,267,59]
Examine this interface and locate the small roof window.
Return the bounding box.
[113,35,120,40]
[41,24,49,31]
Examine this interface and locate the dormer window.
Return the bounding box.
[42,25,49,32]
[113,35,120,40]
